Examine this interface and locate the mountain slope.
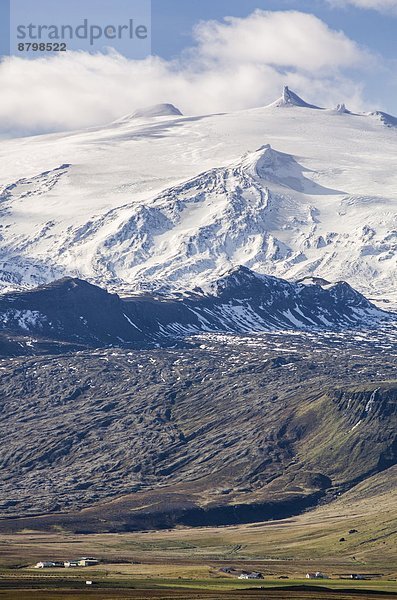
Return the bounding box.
[0,89,396,303]
[0,336,395,531]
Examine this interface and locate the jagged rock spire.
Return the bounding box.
[267,86,321,109]
[282,85,292,103]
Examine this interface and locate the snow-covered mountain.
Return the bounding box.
[0,88,396,305]
[116,103,183,122]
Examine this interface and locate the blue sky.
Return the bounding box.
[0,0,396,135]
[3,1,393,61]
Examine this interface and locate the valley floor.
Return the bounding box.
[0,474,396,598]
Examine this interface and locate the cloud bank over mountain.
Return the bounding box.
[0,10,371,135]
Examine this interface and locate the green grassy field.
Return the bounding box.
[0,572,396,600]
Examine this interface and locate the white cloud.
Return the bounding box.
[192,10,366,71]
[328,0,397,11]
[0,10,373,136]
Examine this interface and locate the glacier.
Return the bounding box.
[0,88,396,306]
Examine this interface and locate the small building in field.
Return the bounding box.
[306,572,329,579]
[35,561,56,569]
[238,572,264,580]
[219,567,234,574]
[64,560,80,568]
[78,557,99,567]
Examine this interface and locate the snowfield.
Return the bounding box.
[0,88,396,304]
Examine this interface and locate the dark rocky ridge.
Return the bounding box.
[0,267,391,356]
